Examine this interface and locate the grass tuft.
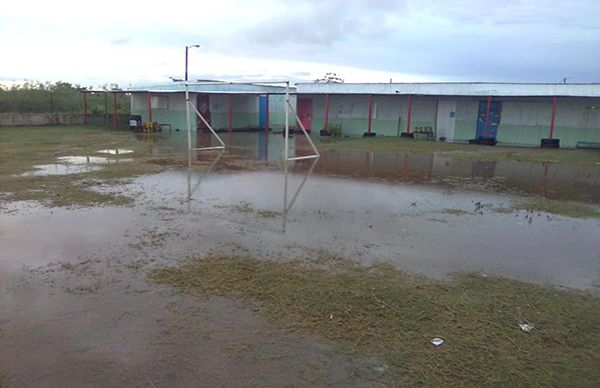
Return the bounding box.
[0,373,7,388]
[149,254,600,387]
[515,198,600,219]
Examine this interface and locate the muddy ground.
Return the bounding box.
[1,127,599,387]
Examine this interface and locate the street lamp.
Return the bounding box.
[185,44,200,81]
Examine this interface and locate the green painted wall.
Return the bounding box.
[494,124,600,148]
[454,120,476,142]
[307,94,436,137]
[131,93,600,148]
[548,126,600,148]
[496,124,546,146]
[210,112,259,129]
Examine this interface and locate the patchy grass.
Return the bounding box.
[0,125,177,207]
[491,206,514,214]
[149,254,600,387]
[256,209,281,218]
[515,197,600,219]
[229,202,281,218]
[440,208,471,216]
[319,137,600,169]
[0,374,7,388]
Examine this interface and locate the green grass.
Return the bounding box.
[515,198,600,219]
[440,208,472,216]
[149,254,600,387]
[0,125,176,207]
[256,209,281,218]
[319,137,600,169]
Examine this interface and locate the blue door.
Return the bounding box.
[258,96,267,128]
[258,130,268,160]
[476,100,502,139]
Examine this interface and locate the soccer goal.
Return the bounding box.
[185,83,225,152]
[282,156,319,233]
[183,80,319,161]
[283,81,320,161]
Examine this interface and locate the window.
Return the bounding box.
[151,95,169,110]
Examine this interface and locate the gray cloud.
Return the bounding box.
[197,0,600,82]
[2,0,599,84]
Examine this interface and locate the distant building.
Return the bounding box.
[296,82,600,148]
[129,81,600,149]
[128,81,294,133]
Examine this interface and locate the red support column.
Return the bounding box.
[265,94,269,133]
[83,92,88,125]
[147,92,152,123]
[112,93,118,130]
[483,96,492,138]
[406,95,413,134]
[549,96,557,139]
[324,94,330,130]
[228,95,233,133]
[367,95,373,133]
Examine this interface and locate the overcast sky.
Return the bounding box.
[1,0,599,87]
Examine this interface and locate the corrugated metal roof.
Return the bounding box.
[295,82,600,97]
[128,82,294,95]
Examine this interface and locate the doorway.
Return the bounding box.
[296,98,313,132]
[476,100,502,139]
[196,94,211,131]
[436,100,456,141]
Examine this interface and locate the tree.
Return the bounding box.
[314,72,344,84]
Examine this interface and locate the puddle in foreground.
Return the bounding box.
[3,166,598,290]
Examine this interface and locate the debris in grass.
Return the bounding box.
[148,254,600,387]
[430,338,445,347]
[519,323,534,333]
[373,365,389,374]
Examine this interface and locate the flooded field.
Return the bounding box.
[1,129,599,387]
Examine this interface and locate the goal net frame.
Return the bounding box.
[183,80,319,161]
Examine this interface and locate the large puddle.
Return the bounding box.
[3,164,599,290]
[167,132,600,203]
[2,132,599,386]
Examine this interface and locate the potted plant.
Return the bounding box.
[321,123,342,137]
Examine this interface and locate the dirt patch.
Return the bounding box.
[149,254,600,387]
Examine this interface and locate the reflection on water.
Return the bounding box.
[283,157,319,233]
[315,150,600,203]
[97,149,134,155]
[21,155,135,176]
[21,163,103,176]
[186,149,224,213]
[154,132,600,203]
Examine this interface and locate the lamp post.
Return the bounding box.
[185,44,200,81]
